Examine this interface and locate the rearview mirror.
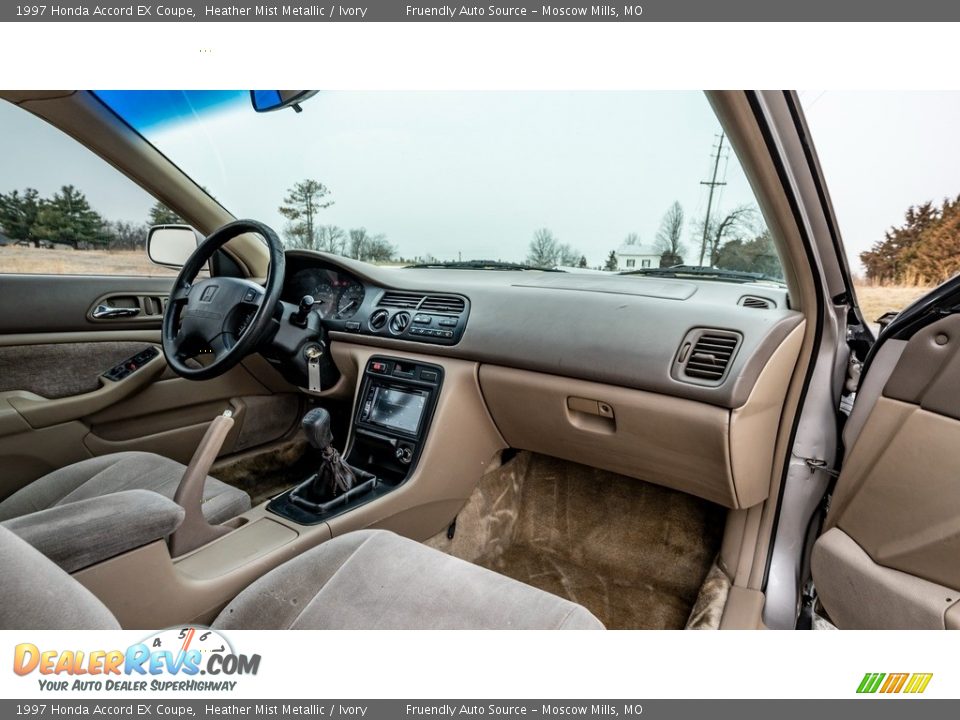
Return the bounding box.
[147,225,202,268]
[250,90,318,114]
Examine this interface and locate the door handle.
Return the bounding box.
[92,304,141,319]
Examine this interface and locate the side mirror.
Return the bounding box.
[250,90,318,114]
[147,225,202,268]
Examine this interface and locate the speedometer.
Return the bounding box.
[336,282,365,318]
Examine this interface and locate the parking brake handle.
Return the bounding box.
[168,410,235,557]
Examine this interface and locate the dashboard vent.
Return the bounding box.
[682,331,741,383]
[739,295,774,310]
[420,295,466,314]
[378,291,424,309]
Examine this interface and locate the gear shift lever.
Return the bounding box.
[293,408,358,505]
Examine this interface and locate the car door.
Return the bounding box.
[0,99,302,502]
[811,275,960,629]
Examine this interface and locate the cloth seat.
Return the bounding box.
[0,451,250,526]
[213,529,604,630]
[0,527,604,630]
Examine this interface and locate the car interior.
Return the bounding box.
[1,89,957,631]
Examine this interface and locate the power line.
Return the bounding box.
[698,131,727,266]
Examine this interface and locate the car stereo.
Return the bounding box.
[360,384,429,436]
[350,356,443,477]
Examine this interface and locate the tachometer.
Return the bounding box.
[336,282,366,319]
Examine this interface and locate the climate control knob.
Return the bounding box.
[368,308,389,331]
[389,311,412,335]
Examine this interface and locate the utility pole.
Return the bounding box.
[698,132,727,266]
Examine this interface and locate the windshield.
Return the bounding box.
[94,90,783,282]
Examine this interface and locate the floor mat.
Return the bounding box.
[428,452,726,629]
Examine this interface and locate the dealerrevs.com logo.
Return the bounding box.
[857,672,933,694]
[13,627,261,692]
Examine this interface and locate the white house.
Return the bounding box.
[615,243,661,271]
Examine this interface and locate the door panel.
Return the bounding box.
[811,313,960,629]
[0,274,302,501]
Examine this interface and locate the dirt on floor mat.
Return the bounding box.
[427,452,726,629]
[211,438,313,507]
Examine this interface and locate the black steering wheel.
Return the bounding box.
[163,219,286,381]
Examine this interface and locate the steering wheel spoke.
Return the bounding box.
[161,220,285,381]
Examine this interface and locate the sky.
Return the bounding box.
[800,91,960,274]
[2,91,958,273]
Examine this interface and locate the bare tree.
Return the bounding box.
[623,232,641,246]
[316,224,346,254]
[347,227,395,263]
[696,205,756,266]
[527,227,560,268]
[654,201,685,266]
[558,243,581,267]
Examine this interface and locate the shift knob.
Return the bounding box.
[302,407,334,450]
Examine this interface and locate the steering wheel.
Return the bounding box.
[163,219,286,381]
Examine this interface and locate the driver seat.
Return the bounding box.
[0,451,250,528]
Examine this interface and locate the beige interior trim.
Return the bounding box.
[812,528,955,630]
[719,586,767,629]
[478,325,802,510]
[827,397,960,591]
[5,349,165,428]
[74,342,507,628]
[327,342,507,539]
[709,92,823,591]
[728,322,805,507]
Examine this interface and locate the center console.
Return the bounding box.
[267,355,443,525]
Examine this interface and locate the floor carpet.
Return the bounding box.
[211,438,313,507]
[428,452,726,629]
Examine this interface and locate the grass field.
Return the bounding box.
[0,246,178,276]
[853,284,929,323]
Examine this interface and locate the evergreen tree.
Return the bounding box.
[278,179,334,249]
[604,250,618,271]
[33,185,106,249]
[0,188,42,246]
[148,201,184,226]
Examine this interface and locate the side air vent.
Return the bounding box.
[676,330,741,384]
[420,295,466,314]
[378,291,424,309]
[739,295,774,310]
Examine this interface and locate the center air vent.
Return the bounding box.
[378,291,424,309]
[389,311,412,335]
[420,295,466,314]
[676,330,741,384]
[739,295,774,310]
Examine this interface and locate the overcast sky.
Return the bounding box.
[2,91,958,273]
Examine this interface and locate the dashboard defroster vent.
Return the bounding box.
[420,295,466,314]
[378,291,424,309]
[676,330,741,384]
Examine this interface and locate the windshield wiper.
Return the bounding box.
[619,265,784,285]
[404,260,565,272]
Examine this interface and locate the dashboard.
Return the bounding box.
[281,255,470,347]
[283,267,367,321]
[279,250,803,409]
